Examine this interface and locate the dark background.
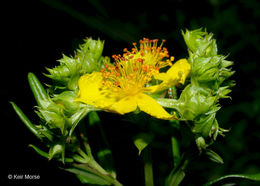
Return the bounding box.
[2,0,260,185]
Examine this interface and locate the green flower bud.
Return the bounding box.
[52,91,80,117]
[78,38,104,73]
[45,38,105,90]
[49,143,64,160]
[182,28,217,57]
[175,85,217,120]
[195,136,207,152]
[37,102,66,134]
[159,29,234,142]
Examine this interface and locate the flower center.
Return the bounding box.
[100,38,174,96]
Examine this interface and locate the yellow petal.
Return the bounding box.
[75,72,116,109]
[110,96,137,114]
[148,58,191,93]
[76,72,137,114]
[166,58,191,84]
[136,93,177,120]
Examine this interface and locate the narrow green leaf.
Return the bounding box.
[28,72,51,108]
[167,169,185,186]
[10,102,42,139]
[29,144,49,158]
[166,158,189,186]
[29,144,73,163]
[134,133,153,155]
[204,173,260,186]
[64,167,111,185]
[205,149,224,164]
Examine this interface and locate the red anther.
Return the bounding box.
[116,73,120,77]
[132,42,137,46]
[129,55,134,59]
[162,39,166,43]
[134,67,139,71]
[101,68,105,73]
[123,48,128,52]
[115,81,120,86]
[105,64,109,68]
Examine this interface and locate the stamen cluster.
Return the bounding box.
[101,38,174,94]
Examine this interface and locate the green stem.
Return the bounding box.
[79,122,94,159]
[171,136,180,168]
[143,147,154,186]
[75,148,123,186]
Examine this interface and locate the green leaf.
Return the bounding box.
[166,168,185,186]
[205,149,224,164]
[134,133,154,155]
[88,111,101,126]
[28,72,51,109]
[48,144,64,160]
[69,106,97,136]
[10,102,42,139]
[29,144,49,158]
[64,167,111,185]
[204,173,260,186]
[29,144,73,163]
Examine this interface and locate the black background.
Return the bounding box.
[2,0,260,185]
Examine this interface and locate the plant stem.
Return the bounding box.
[76,148,123,186]
[143,147,154,186]
[171,136,180,168]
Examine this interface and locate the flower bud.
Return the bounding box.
[45,38,105,90]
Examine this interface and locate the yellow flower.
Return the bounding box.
[75,38,191,120]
